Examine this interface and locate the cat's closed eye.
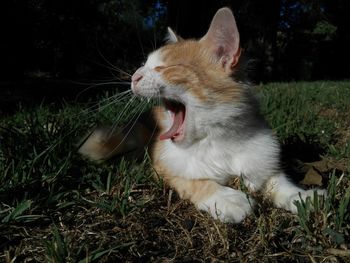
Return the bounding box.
[154,65,166,71]
[154,65,180,72]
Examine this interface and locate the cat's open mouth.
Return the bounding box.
[159,99,186,142]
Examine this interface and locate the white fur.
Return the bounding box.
[265,175,327,213]
[158,120,325,221]
[145,51,164,69]
[159,118,279,189]
[197,186,255,223]
[131,52,164,98]
[132,43,326,223]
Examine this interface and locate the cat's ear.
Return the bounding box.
[201,7,241,72]
[166,27,183,43]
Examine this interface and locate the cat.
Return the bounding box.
[79,7,326,223]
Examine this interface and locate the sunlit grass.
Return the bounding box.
[0,81,349,262]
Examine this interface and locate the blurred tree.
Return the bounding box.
[20,0,350,82]
[25,0,166,79]
[166,0,350,81]
[1,0,21,80]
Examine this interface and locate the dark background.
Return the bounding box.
[3,0,350,108]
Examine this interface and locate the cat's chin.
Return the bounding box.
[159,98,186,143]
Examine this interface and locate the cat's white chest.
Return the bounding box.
[157,132,280,190]
[158,138,238,184]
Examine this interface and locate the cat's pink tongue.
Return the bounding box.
[159,109,185,140]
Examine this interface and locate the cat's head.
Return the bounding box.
[131,7,244,146]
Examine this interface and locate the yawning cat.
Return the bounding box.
[79,7,325,223]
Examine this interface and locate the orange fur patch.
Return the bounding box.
[157,40,242,102]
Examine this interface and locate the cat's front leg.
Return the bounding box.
[265,173,326,213]
[197,185,255,223]
[165,175,255,223]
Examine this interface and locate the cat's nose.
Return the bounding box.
[131,67,144,88]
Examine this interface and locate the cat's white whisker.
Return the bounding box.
[87,90,131,110]
[106,101,149,154]
[107,95,144,136]
[96,48,132,77]
[75,90,134,118]
[74,81,132,103]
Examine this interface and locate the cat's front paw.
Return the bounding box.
[196,186,255,223]
[288,189,327,214]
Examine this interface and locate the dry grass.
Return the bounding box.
[4,172,349,262]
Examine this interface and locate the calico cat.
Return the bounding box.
[79,7,325,223]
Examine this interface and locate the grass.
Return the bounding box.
[0,81,349,262]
